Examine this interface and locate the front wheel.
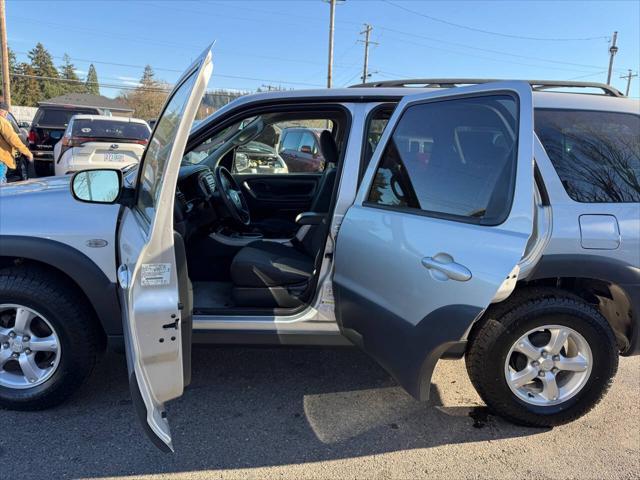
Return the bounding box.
[0,266,101,410]
[466,288,618,427]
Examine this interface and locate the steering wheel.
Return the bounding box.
[214,166,251,226]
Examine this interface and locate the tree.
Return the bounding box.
[117,65,169,119]
[7,48,39,106]
[140,64,155,87]
[59,54,82,94]
[28,42,61,100]
[84,64,99,95]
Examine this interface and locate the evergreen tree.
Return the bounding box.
[7,47,39,106]
[140,65,156,87]
[117,65,168,119]
[59,54,82,94]
[85,64,99,95]
[28,42,61,100]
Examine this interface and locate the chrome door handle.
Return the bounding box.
[421,255,472,282]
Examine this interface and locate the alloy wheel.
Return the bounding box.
[0,304,61,389]
[504,325,592,406]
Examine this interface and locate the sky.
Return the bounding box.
[6,0,640,98]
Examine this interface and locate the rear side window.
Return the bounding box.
[535,109,640,203]
[366,95,518,225]
[72,119,150,141]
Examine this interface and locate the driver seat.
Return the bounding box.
[230,214,328,308]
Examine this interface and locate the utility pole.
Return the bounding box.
[326,0,336,88]
[359,24,378,83]
[0,0,11,107]
[620,69,638,96]
[606,31,618,85]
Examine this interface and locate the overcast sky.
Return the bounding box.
[7,0,640,97]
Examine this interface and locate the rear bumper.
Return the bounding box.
[32,150,54,162]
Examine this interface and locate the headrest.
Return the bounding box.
[319,130,339,165]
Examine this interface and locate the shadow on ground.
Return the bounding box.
[0,346,543,478]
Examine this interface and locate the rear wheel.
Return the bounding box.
[0,266,101,410]
[466,288,618,427]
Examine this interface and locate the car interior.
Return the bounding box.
[174,106,350,315]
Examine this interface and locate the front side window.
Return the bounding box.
[137,71,198,222]
[366,95,518,225]
[535,109,639,203]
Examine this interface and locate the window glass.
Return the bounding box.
[535,109,639,203]
[299,131,316,153]
[137,71,198,223]
[35,108,94,126]
[7,113,20,133]
[360,106,395,183]
[280,131,302,151]
[72,119,150,141]
[367,95,518,225]
[183,117,333,175]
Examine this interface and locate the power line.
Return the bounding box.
[12,51,325,88]
[382,0,609,42]
[377,27,619,72]
[9,72,248,96]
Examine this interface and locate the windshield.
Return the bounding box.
[137,71,199,223]
[72,119,150,142]
[35,108,95,127]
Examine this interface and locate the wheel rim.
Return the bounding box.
[504,324,592,406]
[0,304,61,389]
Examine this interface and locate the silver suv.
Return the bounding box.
[1,48,638,452]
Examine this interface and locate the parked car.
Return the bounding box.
[28,105,101,176]
[52,115,151,176]
[1,47,638,453]
[278,127,326,172]
[4,111,32,182]
[233,141,288,174]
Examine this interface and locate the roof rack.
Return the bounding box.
[349,79,624,97]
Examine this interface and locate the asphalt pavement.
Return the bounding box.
[1,346,638,479]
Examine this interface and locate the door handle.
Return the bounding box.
[421,255,472,282]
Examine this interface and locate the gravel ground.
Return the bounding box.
[0,346,638,480]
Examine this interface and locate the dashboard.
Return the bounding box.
[175,164,219,239]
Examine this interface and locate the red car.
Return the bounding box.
[278,127,326,172]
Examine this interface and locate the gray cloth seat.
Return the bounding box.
[230,240,314,288]
[230,211,329,307]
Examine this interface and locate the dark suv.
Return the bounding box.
[278,127,326,172]
[28,105,100,176]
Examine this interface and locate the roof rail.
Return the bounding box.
[349,79,625,97]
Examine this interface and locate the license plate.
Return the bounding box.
[104,152,125,162]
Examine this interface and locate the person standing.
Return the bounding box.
[0,101,33,184]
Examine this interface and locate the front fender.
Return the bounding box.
[0,235,122,336]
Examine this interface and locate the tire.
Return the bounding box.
[0,265,101,410]
[466,287,618,427]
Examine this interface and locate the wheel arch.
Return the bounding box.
[515,254,640,356]
[0,236,122,344]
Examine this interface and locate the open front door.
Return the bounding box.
[334,81,535,400]
[116,47,213,452]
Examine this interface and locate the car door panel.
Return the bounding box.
[333,81,535,400]
[237,173,322,221]
[117,46,212,452]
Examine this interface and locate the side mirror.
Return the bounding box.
[300,145,312,154]
[71,169,123,204]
